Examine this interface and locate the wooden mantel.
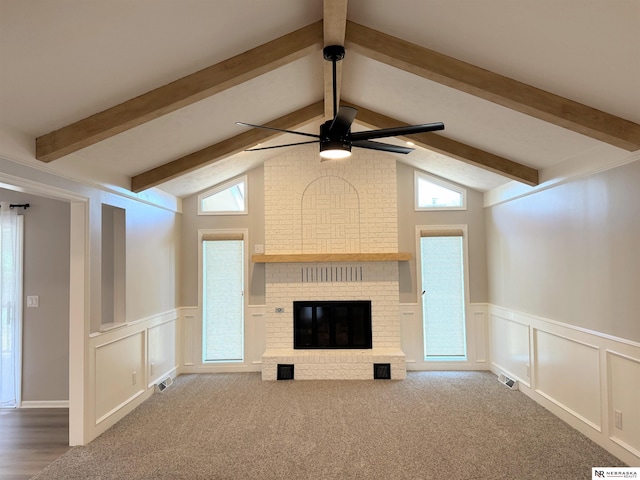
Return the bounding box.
[251,253,412,263]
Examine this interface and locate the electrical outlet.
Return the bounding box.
[526,364,530,378]
[614,410,623,430]
[275,307,284,313]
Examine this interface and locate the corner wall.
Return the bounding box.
[1,155,181,445]
[486,159,640,465]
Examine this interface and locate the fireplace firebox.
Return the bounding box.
[293,300,372,349]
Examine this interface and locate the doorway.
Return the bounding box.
[0,205,23,408]
[420,227,468,361]
[201,233,245,363]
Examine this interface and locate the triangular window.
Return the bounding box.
[198,176,247,215]
[415,171,466,210]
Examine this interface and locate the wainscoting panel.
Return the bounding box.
[607,351,640,457]
[473,310,488,363]
[87,309,179,443]
[94,331,145,423]
[248,306,267,366]
[182,312,196,366]
[148,319,178,387]
[489,305,640,466]
[490,311,530,386]
[534,329,601,430]
[400,305,420,365]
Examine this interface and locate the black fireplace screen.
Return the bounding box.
[293,300,372,349]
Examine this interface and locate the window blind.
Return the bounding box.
[420,229,463,238]
[201,232,244,241]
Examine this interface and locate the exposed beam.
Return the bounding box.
[345,21,640,152]
[36,22,324,163]
[344,101,539,186]
[130,101,324,193]
[323,0,348,120]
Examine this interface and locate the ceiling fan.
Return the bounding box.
[237,45,445,160]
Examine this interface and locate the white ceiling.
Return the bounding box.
[1,0,638,199]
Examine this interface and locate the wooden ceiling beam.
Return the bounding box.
[344,101,539,186]
[322,0,348,120]
[345,21,640,152]
[130,101,324,192]
[36,21,324,163]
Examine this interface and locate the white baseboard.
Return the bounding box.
[21,400,69,408]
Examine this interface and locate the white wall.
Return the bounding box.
[486,159,640,465]
[486,160,640,342]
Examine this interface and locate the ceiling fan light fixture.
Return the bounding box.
[238,44,443,158]
[319,140,352,160]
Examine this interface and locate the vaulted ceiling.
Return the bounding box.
[1,0,639,199]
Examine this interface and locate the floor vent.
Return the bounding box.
[373,363,391,380]
[155,376,173,393]
[498,373,518,390]
[277,364,295,380]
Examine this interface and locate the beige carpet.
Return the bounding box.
[32,372,624,479]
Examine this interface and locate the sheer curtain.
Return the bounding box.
[0,202,22,407]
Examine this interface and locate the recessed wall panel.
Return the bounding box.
[490,314,530,383]
[95,332,145,422]
[534,329,600,429]
[608,351,640,455]
[148,320,177,384]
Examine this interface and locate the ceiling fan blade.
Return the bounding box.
[245,140,320,152]
[328,106,358,136]
[349,122,445,141]
[352,139,414,154]
[236,122,320,139]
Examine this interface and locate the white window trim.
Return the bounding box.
[197,228,250,370]
[197,175,248,216]
[415,224,472,363]
[414,170,467,211]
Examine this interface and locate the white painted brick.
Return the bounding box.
[262,146,405,380]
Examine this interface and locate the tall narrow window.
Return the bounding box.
[202,233,244,363]
[420,228,467,360]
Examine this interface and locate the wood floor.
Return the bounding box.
[0,409,70,480]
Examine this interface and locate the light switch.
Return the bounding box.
[26,296,39,308]
[614,410,623,430]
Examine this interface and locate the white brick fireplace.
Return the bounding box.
[260,146,406,380]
